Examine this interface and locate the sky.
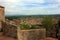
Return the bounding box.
[0,0,60,16]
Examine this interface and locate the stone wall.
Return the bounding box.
[0,6,5,31]
[2,21,17,38]
[0,6,5,21]
[17,29,46,40]
[2,21,46,40]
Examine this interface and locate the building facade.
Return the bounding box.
[0,6,5,31]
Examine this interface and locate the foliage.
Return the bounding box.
[30,25,37,29]
[58,19,60,28]
[30,25,44,29]
[20,24,30,30]
[20,24,45,30]
[42,16,53,30]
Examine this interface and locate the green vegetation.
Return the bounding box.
[42,16,53,30]
[30,25,37,29]
[5,15,60,20]
[20,24,44,30]
[6,15,60,30]
[19,16,54,30]
[58,19,60,28]
[30,25,44,29]
[20,24,30,30]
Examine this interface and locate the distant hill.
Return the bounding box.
[5,14,60,20]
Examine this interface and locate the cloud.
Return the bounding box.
[0,0,60,15]
[0,0,4,6]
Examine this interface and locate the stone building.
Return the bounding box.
[0,6,5,31]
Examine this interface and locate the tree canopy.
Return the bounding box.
[42,16,53,30]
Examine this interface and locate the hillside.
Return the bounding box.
[5,14,60,20]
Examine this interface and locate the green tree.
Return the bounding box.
[42,16,53,30]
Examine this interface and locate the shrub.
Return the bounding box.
[42,16,53,30]
[30,25,37,29]
[20,24,30,30]
[30,25,44,29]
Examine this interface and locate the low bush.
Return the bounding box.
[20,24,30,30]
[20,24,45,30]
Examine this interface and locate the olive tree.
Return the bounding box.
[42,16,53,30]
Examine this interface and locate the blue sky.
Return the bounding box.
[0,0,60,16]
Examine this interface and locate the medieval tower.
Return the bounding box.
[0,6,5,31]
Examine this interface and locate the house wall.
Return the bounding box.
[0,6,5,31]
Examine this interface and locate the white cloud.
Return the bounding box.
[4,0,18,7]
[6,7,60,15]
[22,0,45,3]
[0,0,4,6]
[56,0,60,2]
[0,0,60,15]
